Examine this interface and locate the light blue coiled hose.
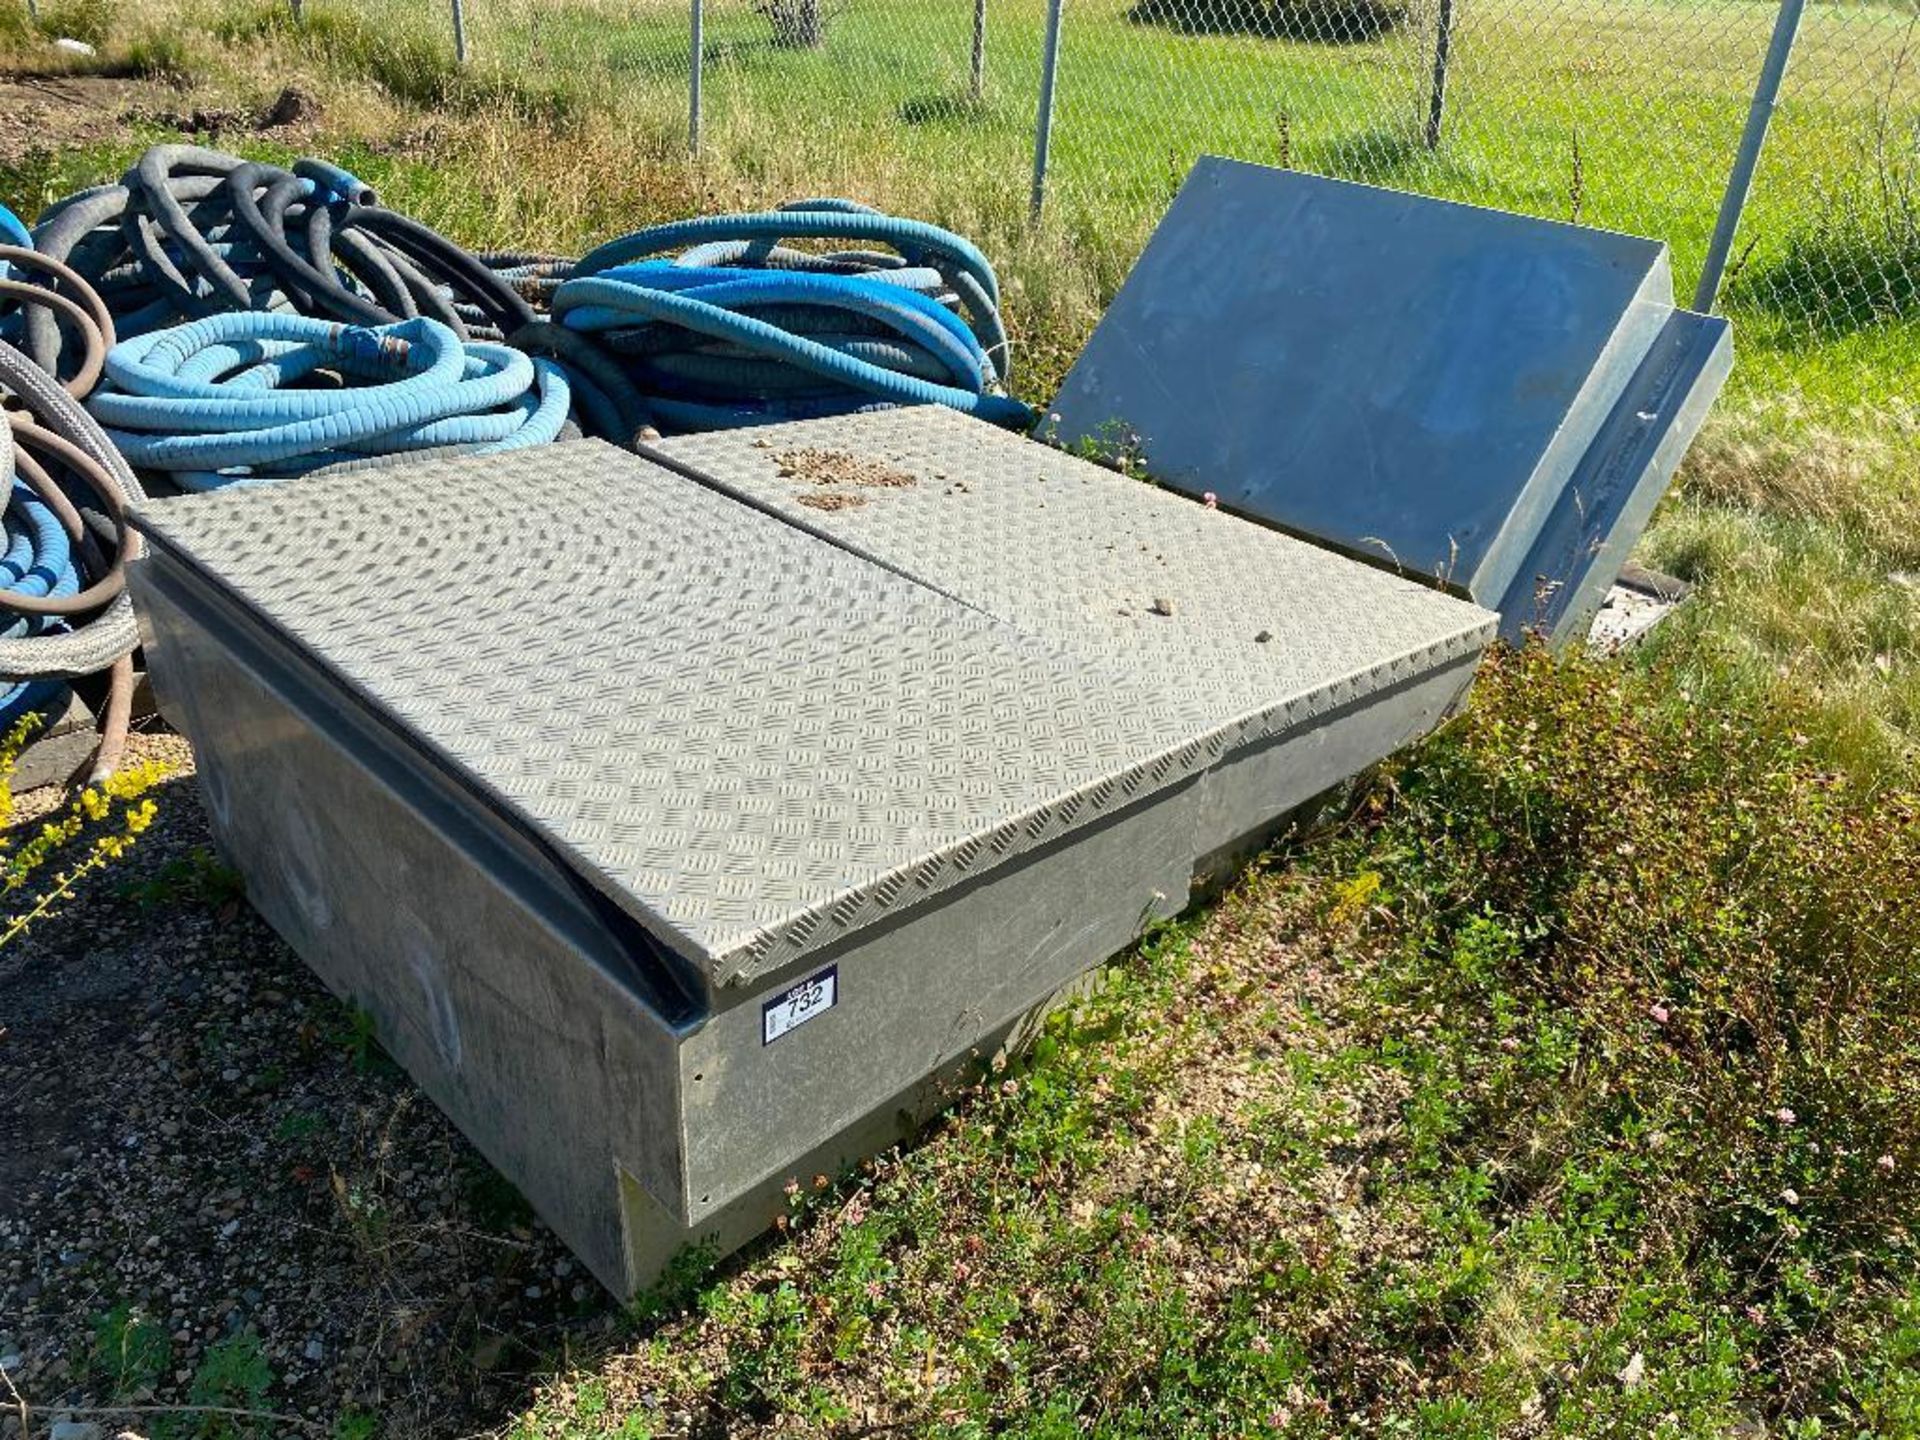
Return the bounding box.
[551,199,1033,434]
[0,487,79,729]
[0,204,30,251]
[88,311,572,490]
[0,202,31,291]
[0,433,83,731]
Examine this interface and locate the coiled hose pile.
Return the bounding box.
[19,145,547,388]
[89,312,573,491]
[18,153,1034,444]
[0,157,1037,780]
[537,199,1032,436]
[0,244,145,776]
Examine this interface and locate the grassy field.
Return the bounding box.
[421,0,1920,407]
[4,0,1920,1435]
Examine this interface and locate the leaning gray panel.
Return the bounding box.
[1046,157,1730,641]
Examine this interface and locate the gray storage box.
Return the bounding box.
[129,430,1492,1294]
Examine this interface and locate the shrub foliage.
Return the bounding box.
[1319,642,1920,1423]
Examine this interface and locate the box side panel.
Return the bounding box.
[676,779,1200,1220]
[1191,652,1483,875]
[133,558,687,1295]
[618,970,1105,1293]
[675,656,1478,1221]
[1504,311,1734,645]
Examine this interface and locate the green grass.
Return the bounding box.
[408,0,1920,412]
[499,648,1920,1437]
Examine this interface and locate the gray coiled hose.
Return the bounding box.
[23,145,549,383]
[0,338,146,776]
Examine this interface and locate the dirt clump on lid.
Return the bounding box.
[794,491,868,512]
[776,448,918,490]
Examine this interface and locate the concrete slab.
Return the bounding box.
[1588,566,1691,653]
[1048,157,1732,645]
[7,690,98,793]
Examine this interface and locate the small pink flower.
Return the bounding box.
[1203,491,1219,509]
[1250,1335,1273,1355]
[865,1280,885,1301]
[1780,1187,1800,1206]
[1649,1004,1670,1025]
[1267,1408,1292,1429]
[952,1259,971,1281]
[1499,1036,1521,1052]
[1879,1154,1897,1173]
[1745,1305,1766,1325]
[1775,1107,1797,1125]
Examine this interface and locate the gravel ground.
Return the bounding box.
[0,73,158,167]
[0,731,621,1440]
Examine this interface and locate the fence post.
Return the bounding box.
[451,0,469,64]
[287,0,302,24]
[971,0,987,101]
[1693,0,1807,312]
[1423,0,1453,150]
[1030,0,1066,221]
[690,0,705,155]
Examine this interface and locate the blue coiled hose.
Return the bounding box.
[0,252,146,773]
[0,475,80,731]
[0,203,30,284]
[89,312,572,490]
[0,204,30,251]
[548,199,1032,435]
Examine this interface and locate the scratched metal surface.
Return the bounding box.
[130,441,1227,988]
[653,405,1498,755]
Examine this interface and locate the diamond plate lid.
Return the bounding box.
[130,442,1226,989]
[652,406,1498,754]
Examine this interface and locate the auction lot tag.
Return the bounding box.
[762,965,838,1045]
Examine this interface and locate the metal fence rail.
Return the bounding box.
[312,0,1920,390]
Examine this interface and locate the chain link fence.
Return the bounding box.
[316,0,1920,398]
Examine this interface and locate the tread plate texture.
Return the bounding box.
[654,406,1497,758]
[131,442,1230,989]
[134,421,1494,991]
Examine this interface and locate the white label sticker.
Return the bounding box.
[761,965,838,1045]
